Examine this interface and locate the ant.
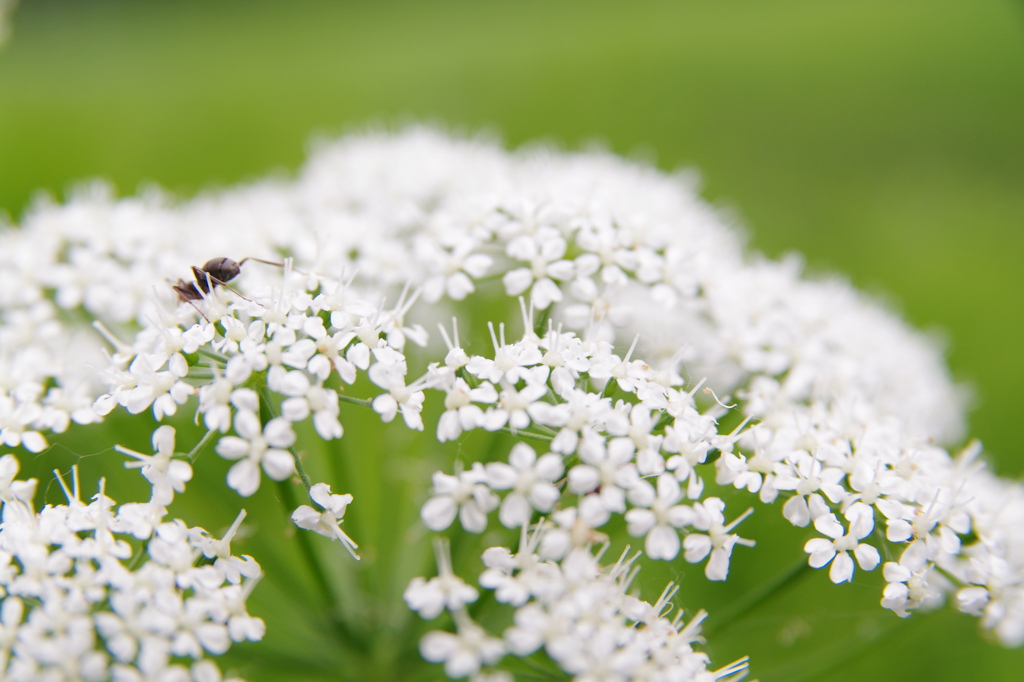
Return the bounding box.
[172,256,284,317]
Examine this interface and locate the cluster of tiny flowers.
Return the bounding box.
[1,128,1022,679]
[405,534,749,681]
[418,322,756,582]
[0,459,263,681]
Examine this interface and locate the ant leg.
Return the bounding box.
[182,298,210,323]
[238,257,282,268]
[199,270,253,303]
[219,282,253,302]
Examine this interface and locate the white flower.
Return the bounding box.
[881,541,944,618]
[405,539,478,619]
[478,530,563,607]
[222,321,272,384]
[197,376,236,433]
[501,229,574,310]
[0,471,263,679]
[421,464,499,533]
[118,352,194,419]
[369,352,426,430]
[662,404,716,498]
[191,510,262,584]
[544,388,614,454]
[682,499,755,581]
[0,394,48,453]
[777,451,847,528]
[608,404,664,476]
[291,483,359,559]
[420,240,492,303]
[420,615,504,679]
[295,316,358,383]
[117,425,193,505]
[566,434,639,515]
[0,453,37,504]
[625,474,695,560]
[465,323,544,385]
[537,505,610,560]
[40,383,101,434]
[538,329,591,399]
[481,379,549,432]
[484,444,563,528]
[215,413,297,497]
[804,502,881,584]
[437,378,497,442]
[281,385,344,440]
[587,335,650,393]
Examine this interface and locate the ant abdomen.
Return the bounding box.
[198,257,242,288]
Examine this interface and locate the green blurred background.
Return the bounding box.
[1,1,1023,680]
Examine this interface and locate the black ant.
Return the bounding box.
[172,257,284,317]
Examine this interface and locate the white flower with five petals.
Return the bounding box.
[484,444,563,528]
[804,502,881,584]
[215,413,297,497]
[625,474,695,560]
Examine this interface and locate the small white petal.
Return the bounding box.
[421,496,457,531]
[829,552,854,584]
[646,524,680,560]
[227,460,261,497]
[854,543,881,571]
[262,449,296,481]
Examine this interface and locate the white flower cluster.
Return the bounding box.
[1,128,1022,678]
[406,535,749,681]
[418,325,756,582]
[0,458,263,681]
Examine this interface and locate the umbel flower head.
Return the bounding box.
[0,128,1022,680]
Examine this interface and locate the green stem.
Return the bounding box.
[126,541,148,571]
[256,385,316,495]
[185,428,219,463]
[499,651,569,681]
[257,386,278,421]
[456,367,477,386]
[290,446,314,494]
[274,482,332,601]
[274,479,366,650]
[500,427,553,442]
[338,394,373,408]
[257,379,369,653]
[196,347,229,363]
[532,304,553,337]
[600,376,617,400]
[653,409,674,433]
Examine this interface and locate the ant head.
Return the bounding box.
[200,257,242,284]
[172,278,203,301]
